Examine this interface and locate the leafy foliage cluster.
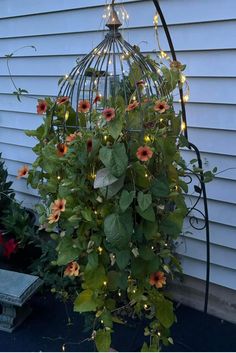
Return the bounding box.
[25,59,212,351]
[0,155,35,251]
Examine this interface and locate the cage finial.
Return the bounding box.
[106,0,122,30]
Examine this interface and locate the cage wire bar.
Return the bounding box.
[54,0,210,314]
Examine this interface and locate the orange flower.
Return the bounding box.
[57,143,68,157]
[57,96,69,105]
[136,146,153,162]
[51,199,66,214]
[78,100,91,113]
[154,100,170,114]
[126,100,139,112]
[17,165,29,179]
[170,60,183,70]
[64,261,80,277]
[66,131,82,144]
[37,100,47,115]
[87,138,93,152]
[48,212,60,224]
[102,108,116,122]
[149,271,166,289]
[93,95,102,104]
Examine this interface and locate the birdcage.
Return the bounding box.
[51,1,171,137]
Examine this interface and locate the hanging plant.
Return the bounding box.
[22,4,216,350]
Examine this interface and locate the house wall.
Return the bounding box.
[0,0,236,290]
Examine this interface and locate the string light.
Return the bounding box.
[104,135,108,141]
[57,176,61,180]
[144,135,151,143]
[145,173,148,178]
[181,121,186,131]
[180,74,186,84]
[94,210,98,215]
[103,281,107,286]
[183,94,189,103]
[65,111,69,121]
[158,332,161,337]
[118,290,122,297]
[98,246,103,255]
[144,304,148,310]
[62,344,66,352]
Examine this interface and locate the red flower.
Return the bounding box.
[78,100,91,113]
[37,100,47,115]
[102,108,116,122]
[3,239,18,258]
[57,96,69,105]
[126,101,139,112]
[93,95,102,104]
[149,271,166,289]
[136,146,153,162]
[57,143,68,157]
[87,138,93,152]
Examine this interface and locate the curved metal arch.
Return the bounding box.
[152,0,210,314]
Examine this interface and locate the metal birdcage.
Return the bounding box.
[52,1,169,133]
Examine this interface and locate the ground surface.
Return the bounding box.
[0,292,235,352]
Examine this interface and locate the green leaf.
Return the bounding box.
[108,115,123,139]
[132,162,150,189]
[104,211,133,249]
[151,177,170,198]
[94,168,118,189]
[119,190,135,212]
[137,206,155,222]
[81,208,93,222]
[100,175,125,199]
[160,210,185,237]
[74,289,97,312]
[137,191,152,212]
[99,143,128,178]
[84,265,107,290]
[116,249,130,270]
[156,298,175,328]
[56,237,80,266]
[95,329,111,352]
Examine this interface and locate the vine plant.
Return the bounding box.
[17,55,215,351]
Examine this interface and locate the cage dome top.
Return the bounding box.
[54,1,167,132]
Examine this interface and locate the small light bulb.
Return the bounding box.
[181,122,186,131]
[180,74,186,84]
[94,210,98,215]
[144,304,148,310]
[151,246,154,250]
[103,281,107,286]
[65,111,69,121]
[98,246,103,254]
[145,173,148,178]
[118,290,122,297]
[57,176,61,180]
[158,332,161,337]
[101,320,104,324]
[104,135,108,141]
[183,94,189,102]
[62,344,66,352]
[133,289,136,294]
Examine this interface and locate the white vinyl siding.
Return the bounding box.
[0,0,236,289]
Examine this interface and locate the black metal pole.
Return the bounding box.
[152,0,210,314]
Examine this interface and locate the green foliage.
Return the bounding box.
[24,55,214,352]
[0,154,15,215]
